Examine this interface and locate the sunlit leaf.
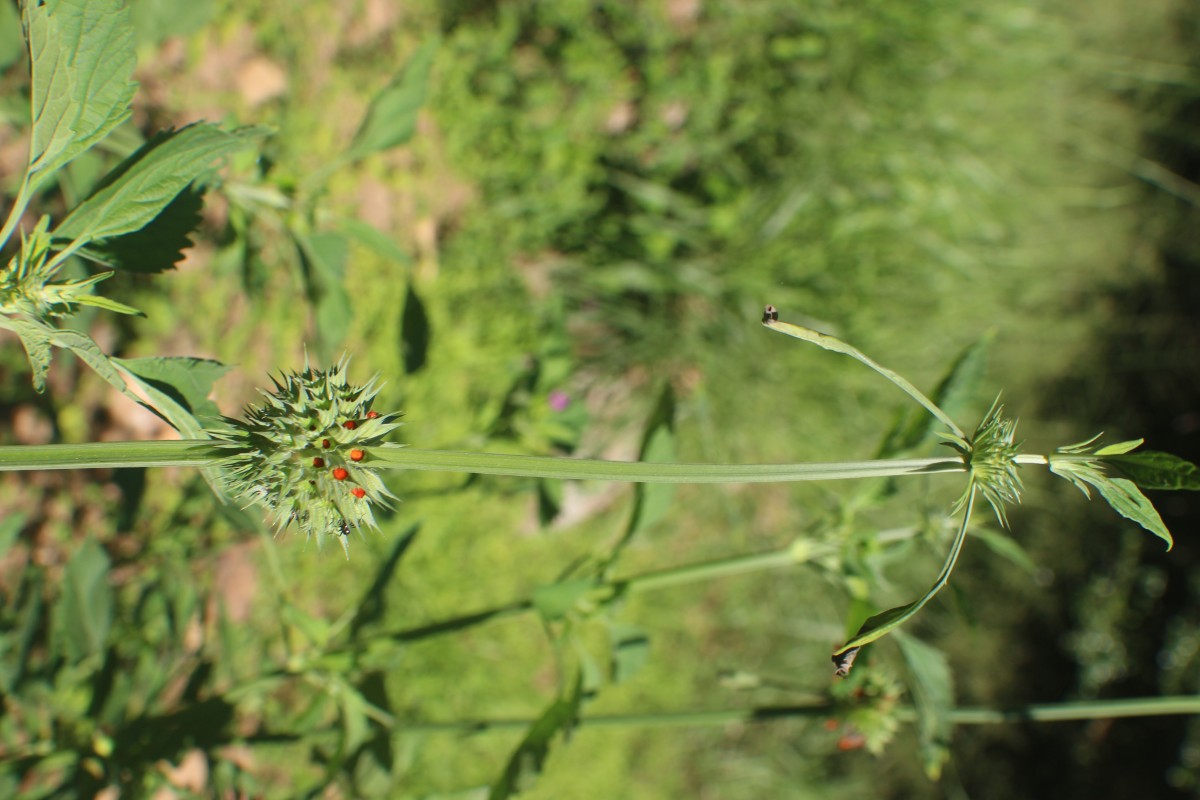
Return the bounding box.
[348,39,438,159]
[26,0,137,182]
[53,124,265,245]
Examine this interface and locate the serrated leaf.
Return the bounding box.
[114,355,230,421]
[1087,475,1174,550]
[1096,439,1144,456]
[1108,451,1200,491]
[78,185,205,273]
[52,124,265,246]
[48,326,135,399]
[489,673,583,800]
[26,0,137,182]
[0,315,55,391]
[895,633,954,780]
[348,39,437,159]
[55,538,113,662]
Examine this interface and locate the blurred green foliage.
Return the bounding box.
[1,0,1198,797]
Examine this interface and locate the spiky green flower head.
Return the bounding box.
[943,398,1023,526]
[209,355,402,557]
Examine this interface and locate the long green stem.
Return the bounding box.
[385,695,1200,735]
[0,440,966,482]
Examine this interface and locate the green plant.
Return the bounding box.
[3,2,1199,798]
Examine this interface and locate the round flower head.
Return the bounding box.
[209,355,402,557]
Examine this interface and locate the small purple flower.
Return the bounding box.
[548,390,570,412]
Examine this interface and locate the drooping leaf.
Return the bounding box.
[54,538,113,662]
[114,355,230,422]
[895,633,954,780]
[52,124,265,246]
[400,282,430,374]
[25,0,137,182]
[0,315,55,391]
[77,185,205,273]
[1089,476,1173,551]
[489,673,583,800]
[832,490,976,670]
[1108,450,1200,492]
[348,39,438,160]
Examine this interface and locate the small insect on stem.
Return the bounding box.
[762,304,780,323]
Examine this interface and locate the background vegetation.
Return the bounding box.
[1,0,1197,797]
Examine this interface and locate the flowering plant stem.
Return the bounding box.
[0,440,970,482]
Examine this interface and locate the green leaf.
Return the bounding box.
[1095,439,1145,456]
[77,185,205,273]
[833,490,976,670]
[114,355,230,422]
[532,579,595,623]
[0,315,55,391]
[608,622,650,684]
[876,333,990,458]
[54,537,113,662]
[295,230,352,364]
[25,0,137,182]
[53,124,265,246]
[1108,450,1200,491]
[336,217,412,265]
[348,39,438,159]
[972,527,1038,576]
[895,633,954,780]
[489,673,583,800]
[1089,476,1174,551]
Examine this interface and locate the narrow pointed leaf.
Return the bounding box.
[348,39,437,159]
[1088,475,1174,550]
[1096,439,1144,456]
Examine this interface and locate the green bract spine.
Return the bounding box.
[209,356,402,557]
